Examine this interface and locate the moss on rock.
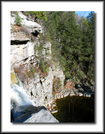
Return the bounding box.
[11,73,18,84]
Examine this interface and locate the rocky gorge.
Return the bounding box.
[10,11,95,123]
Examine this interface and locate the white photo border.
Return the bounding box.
[1,1,104,133]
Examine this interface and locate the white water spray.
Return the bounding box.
[10,79,35,112]
[16,77,23,88]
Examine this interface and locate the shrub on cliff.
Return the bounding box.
[14,12,22,26]
[23,11,47,22]
[39,60,49,73]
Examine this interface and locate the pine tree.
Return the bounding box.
[86,12,95,82]
[14,12,22,26]
[43,11,95,83]
[24,11,47,22]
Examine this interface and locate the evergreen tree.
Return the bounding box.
[43,11,95,83]
[86,12,95,82]
[24,11,47,22]
[14,12,22,26]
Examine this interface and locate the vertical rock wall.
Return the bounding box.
[11,40,65,107]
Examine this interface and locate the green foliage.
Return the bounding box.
[39,60,49,73]
[28,68,36,78]
[34,32,51,58]
[43,11,95,83]
[82,16,89,28]
[52,96,94,122]
[34,31,52,74]
[65,71,70,79]
[14,12,22,26]
[24,11,47,21]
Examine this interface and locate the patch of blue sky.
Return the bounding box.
[75,11,93,17]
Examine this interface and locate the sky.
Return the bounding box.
[75,11,92,17]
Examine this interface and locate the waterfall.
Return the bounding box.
[16,77,23,88]
[10,79,35,112]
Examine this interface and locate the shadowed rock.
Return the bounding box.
[11,105,59,123]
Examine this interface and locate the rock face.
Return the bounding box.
[10,12,65,109]
[11,11,42,33]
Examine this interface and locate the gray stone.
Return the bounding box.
[78,87,84,92]
[11,105,59,123]
[11,32,30,41]
[24,108,59,123]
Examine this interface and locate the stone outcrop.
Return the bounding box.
[11,11,42,35]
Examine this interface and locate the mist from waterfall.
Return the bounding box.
[10,78,35,112]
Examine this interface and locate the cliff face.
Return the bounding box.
[10,11,65,107]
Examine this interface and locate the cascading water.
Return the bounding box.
[11,84,35,109]
[16,77,24,88]
[10,78,35,122]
